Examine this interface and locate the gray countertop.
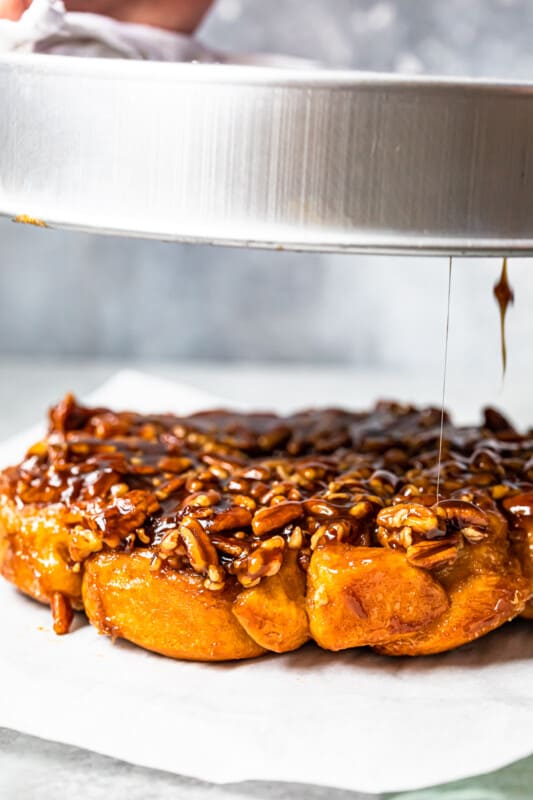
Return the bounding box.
[1,359,532,800]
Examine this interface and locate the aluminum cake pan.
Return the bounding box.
[2,53,533,254]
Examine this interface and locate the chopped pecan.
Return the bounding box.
[159,528,181,554]
[310,519,352,550]
[158,456,192,473]
[239,465,271,481]
[209,534,250,558]
[236,535,285,586]
[288,526,304,550]
[181,490,221,509]
[68,526,103,562]
[232,494,257,512]
[348,500,374,519]
[303,499,339,517]
[260,483,293,504]
[179,517,219,574]
[51,592,74,635]
[89,489,160,541]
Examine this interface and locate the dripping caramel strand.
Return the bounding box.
[493,257,515,378]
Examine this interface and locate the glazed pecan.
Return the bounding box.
[68,525,103,562]
[377,503,439,534]
[235,535,285,586]
[51,592,74,635]
[406,538,459,570]
[435,499,490,542]
[252,502,303,536]
[178,517,220,574]
[210,507,252,532]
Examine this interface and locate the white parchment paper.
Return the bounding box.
[1,371,533,794]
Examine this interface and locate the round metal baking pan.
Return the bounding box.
[2,53,533,254]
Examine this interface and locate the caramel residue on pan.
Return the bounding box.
[13,214,48,228]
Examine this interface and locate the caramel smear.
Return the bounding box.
[493,258,514,378]
[13,214,47,228]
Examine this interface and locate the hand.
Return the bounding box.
[0,0,30,20]
[0,0,213,32]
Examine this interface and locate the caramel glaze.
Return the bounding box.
[2,394,533,588]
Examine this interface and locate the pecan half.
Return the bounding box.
[303,499,339,518]
[181,489,221,509]
[435,499,490,542]
[209,534,250,558]
[310,519,352,550]
[236,535,285,586]
[406,538,458,570]
[157,456,192,473]
[89,489,160,542]
[252,501,303,536]
[210,506,252,532]
[51,592,74,635]
[377,503,439,534]
[178,517,219,574]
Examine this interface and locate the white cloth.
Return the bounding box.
[0,0,221,59]
[1,370,533,794]
[0,0,312,65]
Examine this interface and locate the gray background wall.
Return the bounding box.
[0,0,532,380]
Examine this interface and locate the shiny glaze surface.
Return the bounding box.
[2,395,532,591]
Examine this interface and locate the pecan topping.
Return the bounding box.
[4,395,531,591]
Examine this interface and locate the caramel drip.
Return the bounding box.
[493,257,514,378]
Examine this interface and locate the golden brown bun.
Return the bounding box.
[510,512,533,620]
[0,496,82,608]
[377,517,529,655]
[233,550,310,652]
[377,572,527,656]
[83,549,266,661]
[307,544,449,650]
[1,494,530,659]
[0,491,308,659]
